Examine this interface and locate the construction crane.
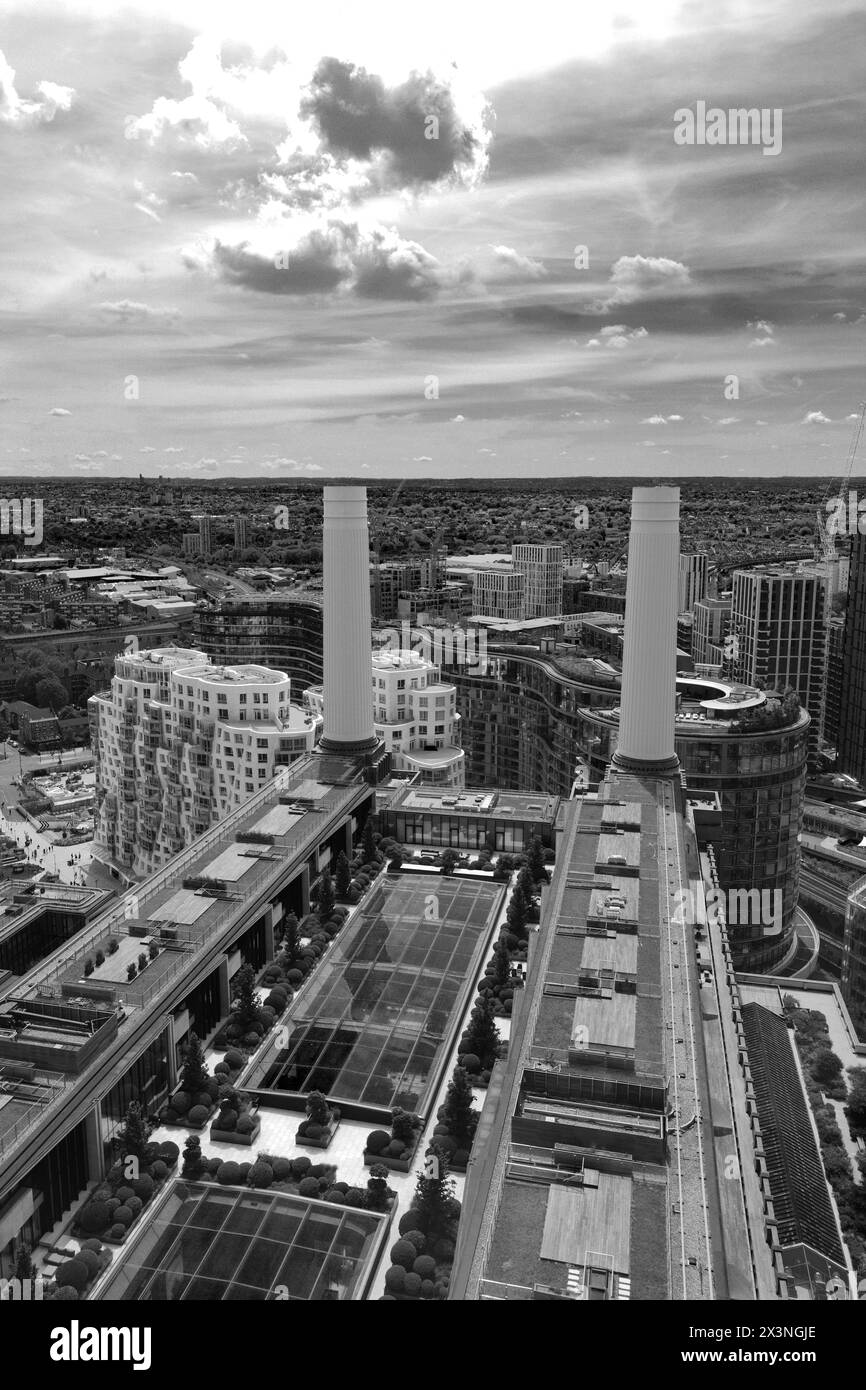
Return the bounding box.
[816,401,866,560]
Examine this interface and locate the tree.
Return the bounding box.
[362,818,377,862]
[441,1067,476,1146]
[181,1135,205,1180]
[334,851,352,900]
[232,963,259,1030]
[306,1091,331,1127]
[366,1163,390,1212]
[413,1143,456,1236]
[527,837,548,885]
[14,1243,33,1285]
[317,867,335,921]
[179,1032,208,1097]
[490,940,512,993]
[514,866,536,910]
[812,1047,844,1088]
[117,1101,151,1164]
[35,674,69,711]
[506,890,528,940]
[463,998,500,1068]
[280,912,300,968]
[440,849,459,877]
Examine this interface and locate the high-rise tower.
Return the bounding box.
[612,486,681,774]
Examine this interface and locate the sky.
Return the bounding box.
[1,0,865,481]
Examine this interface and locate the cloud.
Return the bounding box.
[300,57,491,192]
[140,446,156,453]
[74,453,91,462]
[717,417,740,426]
[485,245,546,281]
[208,220,453,300]
[164,445,184,453]
[597,255,690,309]
[0,49,75,127]
[449,414,465,423]
[49,407,71,416]
[803,410,832,424]
[748,318,776,347]
[412,455,433,462]
[96,300,180,325]
[594,324,648,349]
[642,413,683,424]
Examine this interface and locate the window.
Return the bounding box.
[217,693,227,704]
[239,693,247,704]
[253,693,261,704]
[258,753,268,763]
[257,738,268,748]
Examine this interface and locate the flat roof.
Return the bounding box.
[99,1181,387,1301]
[540,1173,632,1274]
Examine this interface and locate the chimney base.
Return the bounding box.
[611,750,681,776]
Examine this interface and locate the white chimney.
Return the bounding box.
[320,486,378,752]
[611,486,681,774]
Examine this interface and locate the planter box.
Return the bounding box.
[295,1114,340,1150]
[363,1135,421,1173]
[210,1116,262,1147]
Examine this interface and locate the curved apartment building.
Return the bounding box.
[193,595,324,694]
[447,649,808,970]
[90,646,321,878]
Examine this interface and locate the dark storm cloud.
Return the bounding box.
[301,57,490,187]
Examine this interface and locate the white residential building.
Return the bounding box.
[89,646,321,877]
[305,647,465,787]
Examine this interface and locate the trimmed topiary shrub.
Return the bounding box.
[305,1123,323,1141]
[217,1111,238,1132]
[298,1176,319,1197]
[115,1187,135,1204]
[238,1163,252,1182]
[158,1141,179,1165]
[161,1108,178,1124]
[150,1160,168,1181]
[248,1162,273,1188]
[342,1188,365,1207]
[272,1158,292,1182]
[132,1174,154,1200]
[384,1265,406,1293]
[80,1238,103,1254]
[459,1053,481,1074]
[76,1247,101,1278]
[56,1258,89,1291]
[172,1091,192,1115]
[79,1201,110,1234]
[224,1049,244,1070]
[217,1162,241,1186]
[291,1157,311,1178]
[366,1129,391,1154]
[188,1105,209,1125]
[106,1198,120,1216]
[126,1195,143,1217]
[401,1230,426,1252]
[398,1210,424,1236]
[112,1205,134,1228]
[237,1115,255,1135]
[403,1272,422,1298]
[387,1139,405,1158]
[109,1224,126,1241]
[413,1254,436,1279]
[390,1238,417,1270]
